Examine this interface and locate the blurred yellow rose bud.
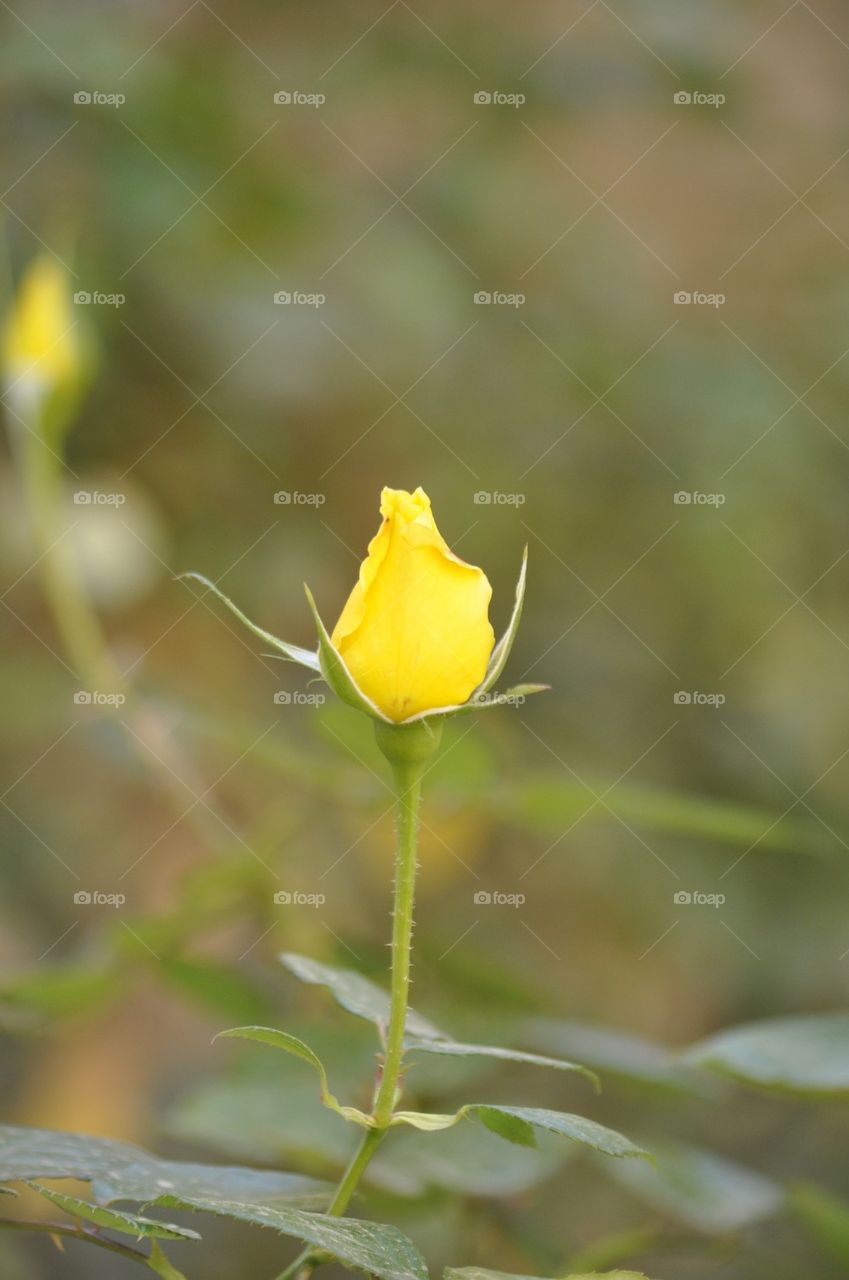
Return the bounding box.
[331,487,495,722]
[2,254,88,437]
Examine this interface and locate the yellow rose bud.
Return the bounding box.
[3,255,80,394]
[331,487,495,722]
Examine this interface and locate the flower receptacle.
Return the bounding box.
[374,717,444,771]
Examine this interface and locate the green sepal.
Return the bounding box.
[389,1104,649,1160]
[303,584,390,720]
[476,546,528,696]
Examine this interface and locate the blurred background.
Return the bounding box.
[1,0,849,1276]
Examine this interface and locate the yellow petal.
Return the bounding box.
[332,487,495,721]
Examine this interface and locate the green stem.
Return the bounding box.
[273,744,429,1280]
[373,755,422,1127]
[325,1126,384,1218]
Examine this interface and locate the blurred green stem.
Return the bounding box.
[12,409,232,850]
[16,425,118,692]
[275,748,427,1280]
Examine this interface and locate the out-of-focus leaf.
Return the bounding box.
[216,1027,370,1124]
[446,1269,654,1280]
[524,1018,698,1095]
[603,1140,783,1232]
[26,1183,201,1240]
[391,1105,649,1160]
[0,963,117,1021]
[684,1012,849,1095]
[405,1036,598,1089]
[791,1181,849,1267]
[501,777,822,854]
[154,1195,429,1280]
[0,1126,330,1209]
[568,1226,660,1275]
[281,952,446,1040]
[157,959,271,1023]
[167,1071,354,1169]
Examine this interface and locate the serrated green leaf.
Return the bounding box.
[0,1125,330,1209]
[390,1104,648,1160]
[216,1027,371,1125]
[476,1105,649,1159]
[280,952,446,1041]
[304,585,388,719]
[153,1195,428,1280]
[405,1037,598,1090]
[684,1012,849,1096]
[26,1183,201,1241]
[159,959,271,1023]
[474,1106,538,1147]
[475,546,528,695]
[602,1140,782,1233]
[180,573,320,670]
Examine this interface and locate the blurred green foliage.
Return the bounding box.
[2,0,849,1276]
